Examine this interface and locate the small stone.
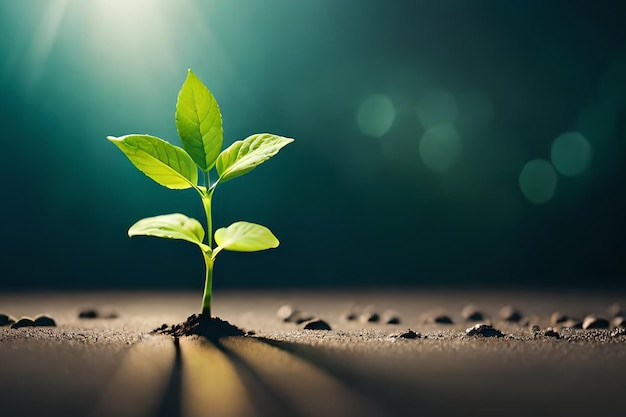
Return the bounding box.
[427,312,453,324]
[78,308,118,319]
[302,319,331,330]
[388,329,421,340]
[561,319,583,329]
[607,303,624,318]
[292,312,315,324]
[530,325,540,332]
[543,327,560,339]
[461,305,484,322]
[550,312,569,325]
[611,327,626,338]
[78,309,98,319]
[582,315,610,330]
[11,317,36,329]
[499,305,522,322]
[277,305,297,322]
[342,311,358,321]
[613,316,626,328]
[382,310,401,325]
[359,311,380,323]
[34,315,56,327]
[277,305,312,324]
[466,324,504,337]
[0,313,16,326]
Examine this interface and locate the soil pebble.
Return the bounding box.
[582,315,610,330]
[466,324,504,337]
[11,317,36,329]
[388,329,421,340]
[292,312,315,324]
[499,305,522,322]
[78,307,119,319]
[543,327,560,339]
[153,314,245,340]
[613,317,626,328]
[461,305,484,322]
[301,319,332,330]
[359,312,380,323]
[550,312,569,325]
[607,303,624,318]
[342,312,358,321]
[432,314,453,324]
[277,305,298,322]
[561,319,583,329]
[277,305,313,324]
[611,327,626,338]
[33,315,56,327]
[382,311,401,325]
[0,313,16,326]
[424,311,453,324]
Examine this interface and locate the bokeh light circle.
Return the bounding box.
[416,89,458,128]
[357,94,395,137]
[550,131,592,176]
[518,159,558,204]
[418,125,462,173]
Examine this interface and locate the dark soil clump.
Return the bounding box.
[0,314,16,326]
[388,329,421,340]
[153,314,245,340]
[302,319,332,330]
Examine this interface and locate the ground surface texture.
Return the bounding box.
[1,289,625,417]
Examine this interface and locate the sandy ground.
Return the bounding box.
[1,289,625,417]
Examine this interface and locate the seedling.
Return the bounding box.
[108,69,293,317]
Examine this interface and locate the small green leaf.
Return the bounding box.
[108,134,198,189]
[214,221,279,254]
[129,213,209,252]
[175,69,223,171]
[215,134,294,183]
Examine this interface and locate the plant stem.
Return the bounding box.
[201,193,213,248]
[200,170,215,316]
[201,251,213,316]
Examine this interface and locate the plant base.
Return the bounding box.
[152,314,245,340]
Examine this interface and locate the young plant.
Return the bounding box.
[108,69,293,317]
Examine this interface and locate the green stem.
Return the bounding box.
[201,252,213,316]
[201,193,213,248]
[199,169,215,316]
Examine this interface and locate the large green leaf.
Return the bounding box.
[175,69,223,171]
[129,213,209,252]
[215,134,294,183]
[108,134,198,189]
[214,221,279,254]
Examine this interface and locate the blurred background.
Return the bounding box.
[1,0,625,291]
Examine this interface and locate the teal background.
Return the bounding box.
[1,0,625,290]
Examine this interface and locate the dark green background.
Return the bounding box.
[1,0,625,291]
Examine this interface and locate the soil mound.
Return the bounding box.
[153,314,245,340]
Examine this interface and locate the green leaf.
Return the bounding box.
[175,69,223,171]
[128,213,209,252]
[215,134,294,183]
[108,134,198,189]
[214,221,279,254]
